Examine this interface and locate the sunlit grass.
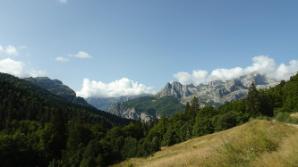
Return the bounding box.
[114,120,298,167]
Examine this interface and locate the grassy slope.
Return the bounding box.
[114,120,298,167]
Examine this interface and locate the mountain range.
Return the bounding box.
[157,73,278,106]
[103,73,278,121]
[26,73,279,122]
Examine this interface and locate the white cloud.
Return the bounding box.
[0,58,46,77]
[274,60,298,80]
[55,56,69,63]
[174,70,208,85]
[71,51,92,59]
[0,45,18,56]
[174,55,298,85]
[209,67,244,81]
[77,78,155,98]
[0,58,24,76]
[245,56,276,75]
[55,51,92,63]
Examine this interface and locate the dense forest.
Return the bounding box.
[0,72,297,166]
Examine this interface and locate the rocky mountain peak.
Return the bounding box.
[157,81,192,98]
[158,74,278,106]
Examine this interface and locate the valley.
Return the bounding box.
[1,1,298,166]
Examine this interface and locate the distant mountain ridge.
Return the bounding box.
[86,95,144,111]
[108,96,184,122]
[157,73,278,106]
[25,74,279,122]
[25,77,91,107]
[0,73,130,126]
[102,74,279,122]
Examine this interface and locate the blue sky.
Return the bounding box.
[0,0,298,97]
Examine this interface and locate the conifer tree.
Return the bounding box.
[246,82,261,116]
[185,102,191,112]
[191,96,200,113]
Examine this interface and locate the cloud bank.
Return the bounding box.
[0,58,46,77]
[0,58,24,76]
[77,78,155,98]
[174,56,298,85]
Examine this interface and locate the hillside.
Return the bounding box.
[0,73,129,126]
[109,96,185,122]
[25,77,91,107]
[115,120,298,167]
[0,73,136,166]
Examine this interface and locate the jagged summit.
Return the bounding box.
[157,74,278,106]
[157,81,195,99]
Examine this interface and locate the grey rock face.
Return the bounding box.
[158,74,278,106]
[108,102,156,123]
[86,95,157,122]
[157,81,196,98]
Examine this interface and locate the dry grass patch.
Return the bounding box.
[113,120,298,167]
[290,112,298,119]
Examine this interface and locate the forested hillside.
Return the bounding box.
[25,77,91,107]
[0,73,140,166]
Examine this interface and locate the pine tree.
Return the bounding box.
[49,110,66,159]
[246,82,261,116]
[191,96,200,113]
[185,102,191,112]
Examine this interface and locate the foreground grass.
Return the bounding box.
[113,120,298,167]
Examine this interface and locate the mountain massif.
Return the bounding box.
[99,74,278,121]
[157,73,277,106]
[24,74,279,123]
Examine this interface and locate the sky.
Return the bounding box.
[0,0,298,98]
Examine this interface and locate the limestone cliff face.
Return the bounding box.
[85,74,279,122]
[108,102,156,123]
[157,81,196,99]
[158,74,278,106]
